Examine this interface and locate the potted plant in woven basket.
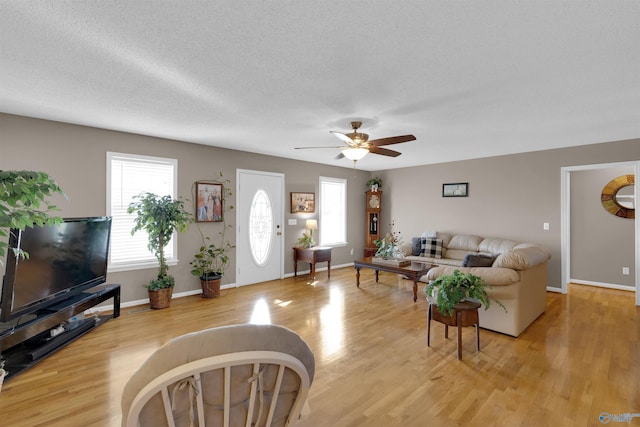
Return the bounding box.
[424,269,505,317]
[128,192,192,309]
[189,237,233,297]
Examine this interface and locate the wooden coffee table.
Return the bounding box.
[353,257,434,302]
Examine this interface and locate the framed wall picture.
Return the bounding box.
[196,181,224,222]
[442,182,469,197]
[290,192,315,213]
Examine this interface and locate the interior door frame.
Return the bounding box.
[560,160,639,306]
[235,169,285,287]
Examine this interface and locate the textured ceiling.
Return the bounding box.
[1,1,639,171]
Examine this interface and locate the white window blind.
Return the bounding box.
[107,152,177,272]
[319,176,347,246]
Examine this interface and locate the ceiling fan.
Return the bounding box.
[295,121,416,164]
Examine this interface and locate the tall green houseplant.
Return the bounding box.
[0,170,65,264]
[128,193,192,293]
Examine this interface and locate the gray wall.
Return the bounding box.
[570,166,635,287]
[0,113,369,303]
[374,140,640,289]
[2,113,639,298]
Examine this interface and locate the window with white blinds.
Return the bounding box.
[107,152,178,272]
[319,176,347,246]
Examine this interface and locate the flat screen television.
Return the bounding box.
[1,216,112,323]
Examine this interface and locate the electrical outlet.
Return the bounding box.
[622,267,630,275]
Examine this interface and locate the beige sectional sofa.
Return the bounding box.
[401,233,550,337]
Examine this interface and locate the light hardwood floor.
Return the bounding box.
[1,267,638,426]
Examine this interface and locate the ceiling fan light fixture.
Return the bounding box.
[342,147,368,161]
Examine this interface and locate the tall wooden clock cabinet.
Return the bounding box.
[364,190,382,257]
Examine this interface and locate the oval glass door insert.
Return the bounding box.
[249,189,274,266]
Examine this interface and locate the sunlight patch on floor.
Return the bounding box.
[319,286,344,358]
[249,298,271,324]
[273,299,292,307]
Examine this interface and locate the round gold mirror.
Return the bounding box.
[601,174,635,219]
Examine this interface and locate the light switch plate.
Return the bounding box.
[288,219,297,226]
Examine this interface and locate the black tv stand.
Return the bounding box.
[0,284,120,381]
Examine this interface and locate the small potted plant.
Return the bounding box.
[424,269,505,316]
[190,237,233,297]
[128,192,192,309]
[297,231,314,248]
[366,177,382,192]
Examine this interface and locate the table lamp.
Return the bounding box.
[305,219,318,240]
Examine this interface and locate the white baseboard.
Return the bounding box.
[90,264,358,314]
[570,279,635,292]
[88,283,238,313]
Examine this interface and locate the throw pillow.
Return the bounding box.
[462,254,496,267]
[411,237,422,256]
[421,230,438,238]
[420,238,443,259]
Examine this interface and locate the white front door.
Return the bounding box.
[236,169,284,286]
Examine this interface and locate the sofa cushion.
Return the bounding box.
[494,246,550,270]
[425,266,519,287]
[410,237,422,256]
[462,254,496,267]
[447,234,483,252]
[421,230,438,239]
[421,238,443,259]
[443,249,475,261]
[478,238,519,255]
[435,233,453,248]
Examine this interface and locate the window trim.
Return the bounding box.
[318,176,347,247]
[106,152,179,273]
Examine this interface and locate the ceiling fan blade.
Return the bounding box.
[295,146,345,150]
[369,134,416,147]
[369,146,401,157]
[330,131,356,145]
[334,152,345,160]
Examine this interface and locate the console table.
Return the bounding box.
[293,246,332,279]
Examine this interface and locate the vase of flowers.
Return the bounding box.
[374,220,403,259]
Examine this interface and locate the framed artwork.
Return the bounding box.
[442,182,469,197]
[290,192,315,213]
[195,181,224,222]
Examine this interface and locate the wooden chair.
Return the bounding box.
[121,324,315,427]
